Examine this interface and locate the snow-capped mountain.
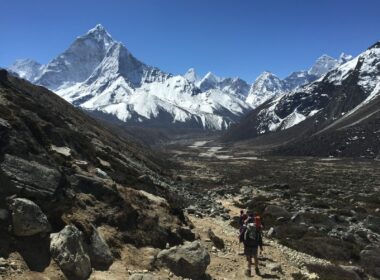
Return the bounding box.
[37,24,115,90]
[245,54,351,108]
[196,72,250,100]
[307,54,339,76]
[246,71,285,107]
[8,59,43,81]
[184,68,200,83]
[282,71,317,91]
[8,24,355,131]
[225,40,380,152]
[8,25,250,130]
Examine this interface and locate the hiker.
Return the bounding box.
[241,212,263,277]
[238,210,248,252]
[239,210,248,227]
[254,214,264,255]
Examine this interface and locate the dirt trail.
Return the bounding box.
[189,198,324,280]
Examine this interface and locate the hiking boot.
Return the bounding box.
[245,269,251,277]
[255,267,260,275]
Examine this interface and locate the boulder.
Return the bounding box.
[264,205,291,218]
[9,198,51,236]
[50,225,91,279]
[156,241,210,279]
[88,226,114,270]
[360,246,380,277]
[207,229,224,249]
[129,274,160,280]
[1,154,61,198]
[174,227,195,242]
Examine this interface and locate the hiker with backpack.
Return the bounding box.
[240,211,263,277]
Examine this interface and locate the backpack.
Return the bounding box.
[243,223,258,247]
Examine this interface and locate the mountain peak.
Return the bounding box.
[203,72,220,82]
[84,24,114,45]
[8,59,42,81]
[87,24,107,34]
[184,68,199,83]
[308,54,338,76]
[256,71,277,80]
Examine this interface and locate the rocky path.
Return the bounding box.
[188,198,325,280]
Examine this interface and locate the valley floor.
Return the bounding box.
[2,136,379,280]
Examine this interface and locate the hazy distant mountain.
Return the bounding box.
[8,59,43,81]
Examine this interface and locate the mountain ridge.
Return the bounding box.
[8,24,351,130]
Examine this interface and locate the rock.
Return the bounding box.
[95,168,108,178]
[50,225,91,279]
[360,246,380,277]
[276,216,288,223]
[50,145,71,157]
[137,174,153,185]
[364,215,380,233]
[208,229,224,249]
[220,214,230,221]
[174,227,195,242]
[339,265,364,280]
[0,257,7,267]
[291,212,304,223]
[129,274,160,280]
[267,183,290,190]
[186,206,196,214]
[88,226,114,270]
[0,118,11,130]
[9,198,51,236]
[264,205,291,218]
[0,154,61,198]
[342,232,355,243]
[0,209,9,221]
[229,216,240,229]
[267,227,275,237]
[266,262,282,273]
[156,241,210,279]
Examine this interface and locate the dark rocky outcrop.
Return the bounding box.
[1,154,61,198]
[8,198,51,236]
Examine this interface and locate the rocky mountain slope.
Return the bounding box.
[0,70,201,279]
[224,41,380,158]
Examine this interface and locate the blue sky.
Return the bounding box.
[1,0,380,82]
